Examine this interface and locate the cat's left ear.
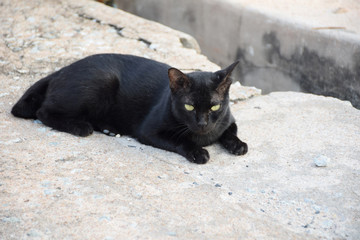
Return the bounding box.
[215,60,239,94]
[168,68,191,93]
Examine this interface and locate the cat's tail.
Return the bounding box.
[11,75,51,119]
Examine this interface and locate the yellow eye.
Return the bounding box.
[184,104,194,111]
[211,104,221,111]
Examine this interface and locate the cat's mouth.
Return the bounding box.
[192,126,212,135]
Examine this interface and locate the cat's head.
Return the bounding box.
[168,61,239,135]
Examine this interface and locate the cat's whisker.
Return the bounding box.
[171,124,190,142]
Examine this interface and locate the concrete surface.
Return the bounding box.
[1,0,360,239]
[115,0,360,108]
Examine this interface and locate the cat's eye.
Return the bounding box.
[184,104,194,111]
[211,104,221,111]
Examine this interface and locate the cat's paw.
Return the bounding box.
[222,138,248,155]
[70,121,94,137]
[186,148,210,164]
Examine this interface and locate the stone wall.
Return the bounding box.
[114,0,360,108]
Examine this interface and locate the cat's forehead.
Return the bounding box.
[179,72,221,104]
[184,89,222,104]
[187,71,216,85]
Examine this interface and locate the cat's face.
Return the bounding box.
[168,61,239,135]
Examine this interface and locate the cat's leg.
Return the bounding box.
[36,107,93,137]
[178,143,210,164]
[138,133,210,164]
[219,122,248,155]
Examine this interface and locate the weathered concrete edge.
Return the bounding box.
[235,6,360,108]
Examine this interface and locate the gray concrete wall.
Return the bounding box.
[115,0,360,108]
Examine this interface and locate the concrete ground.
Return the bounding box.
[1,0,359,239]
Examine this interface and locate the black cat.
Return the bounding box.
[11,54,247,164]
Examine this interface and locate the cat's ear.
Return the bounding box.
[168,68,191,92]
[215,60,239,94]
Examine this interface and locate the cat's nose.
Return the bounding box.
[197,120,207,128]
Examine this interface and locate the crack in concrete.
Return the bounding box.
[77,13,157,49]
[77,13,124,37]
[137,37,152,47]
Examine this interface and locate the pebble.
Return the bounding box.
[167,232,177,237]
[16,69,29,74]
[37,127,47,133]
[99,216,111,222]
[31,46,40,53]
[41,181,51,188]
[103,129,110,134]
[44,189,56,195]
[26,229,42,237]
[215,183,222,188]
[149,43,159,50]
[322,220,333,229]
[314,155,329,167]
[27,17,35,23]
[4,138,23,145]
[93,195,104,200]
[0,92,9,98]
[12,138,22,143]
[115,134,121,138]
[71,168,83,174]
[104,237,115,240]
[2,216,20,223]
[312,205,321,212]
[33,119,43,124]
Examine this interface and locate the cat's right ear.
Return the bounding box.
[168,68,191,93]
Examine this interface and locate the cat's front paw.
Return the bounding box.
[222,137,248,155]
[186,148,210,164]
[70,121,94,137]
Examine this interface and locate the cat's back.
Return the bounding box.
[50,53,171,105]
[112,54,171,96]
[44,54,172,133]
[56,53,170,89]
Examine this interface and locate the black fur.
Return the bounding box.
[12,54,247,164]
